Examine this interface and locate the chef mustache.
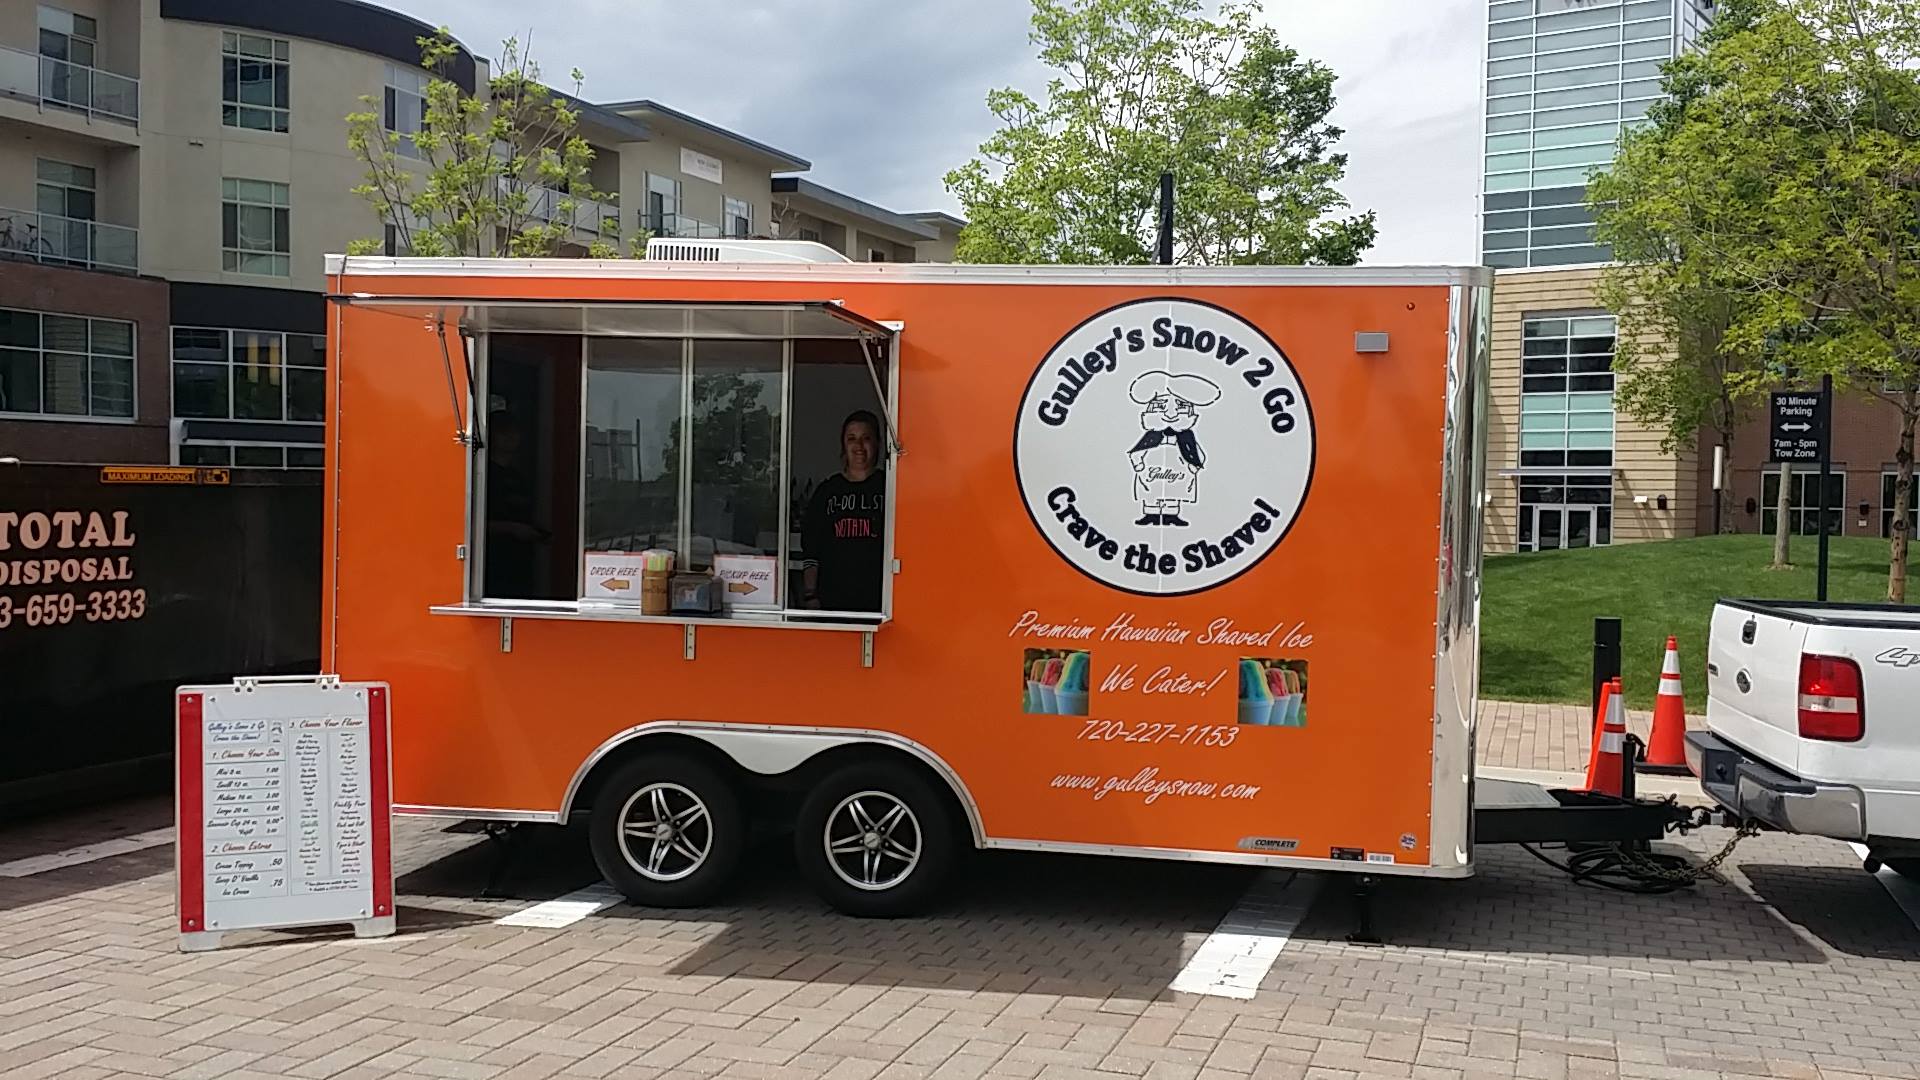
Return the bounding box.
[1130,427,1205,469]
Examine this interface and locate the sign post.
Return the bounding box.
[1770,384,1834,599]
[176,676,393,952]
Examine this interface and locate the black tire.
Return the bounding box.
[794,761,960,917]
[588,754,744,907]
[1885,857,1920,882]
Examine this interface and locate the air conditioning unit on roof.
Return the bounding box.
[643,238,852,264]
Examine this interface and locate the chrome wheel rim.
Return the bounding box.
[616,782,711,882]
[824,790,921,892]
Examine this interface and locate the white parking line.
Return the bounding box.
[0,827,176,878]
[1850,844,1920,932]
[494,882,624,927]
[1168,870,1321,1000]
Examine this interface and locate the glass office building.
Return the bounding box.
[1483,0,1715,268]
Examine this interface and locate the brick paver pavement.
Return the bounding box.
[1,701,1914,1080]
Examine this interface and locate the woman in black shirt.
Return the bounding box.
[802,411,886,613]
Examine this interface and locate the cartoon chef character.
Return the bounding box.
[1127,370,1222,526]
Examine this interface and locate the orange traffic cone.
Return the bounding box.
[1643,636,1690,774]
[1584,677,1628,796]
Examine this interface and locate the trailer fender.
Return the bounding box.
[559,722,985,845]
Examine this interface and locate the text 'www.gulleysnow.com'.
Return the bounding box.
[1050,768,1261,804]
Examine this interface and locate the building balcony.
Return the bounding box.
[0,207,137,273]
[645,214,727,240]
[499,178,620,239]
[0,44,138,125]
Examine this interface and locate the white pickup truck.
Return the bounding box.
[1693,599,1920,880]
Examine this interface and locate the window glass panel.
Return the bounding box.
[1487,112,1533,132]
[42,352,87,414]
[181,444,232,466]
[1536,44,1621,72]
[1531,204,1594,227]
[1485,210,1529,230]
[1620,78,1664,100]
[1537,6,1624,31]
[172,362,229,418]
[1483,229,1528,251]
[89,355,132,417]
[1486,133,1531,154]
[1534,122,1619,149]
[687,340,782,571]
[42,315,87,352]
[1534,101,1621,128]
[0,348,41,413]
[230,330,284,420]
[1535,143,1614,168]
[287,447,324,468]
[1489,37,1535,59]
[1488,57,1531,77]
[1537,64,1621,91]
[1486,151,1530,173]
[1621,59,1665,81]
[1623,37,1671,59]
[1533,164,1601,187]
[1485,171,1532,193]
[286,367,325,421]
[1536,84,1620,109]
[1488,75,1531,96]
[1536,25,1622,52]
[91,318,132,356]
[1533,224,1598,246]
[234,445,283,467]
[1490,16,1532,40]
[482,334,583,601]
[584,337,683,554]
[1487,93,1531,117]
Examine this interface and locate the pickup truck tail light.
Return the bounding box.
[1798,654,1865,741]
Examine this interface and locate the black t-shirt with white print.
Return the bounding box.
[803,471,885,614]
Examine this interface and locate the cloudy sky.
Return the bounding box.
[385,0,1483,265]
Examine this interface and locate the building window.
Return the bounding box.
[221,178,290,277]
[868,249,888,263]
[222,31,290,132]
[1883,472,1919,538]
[0,307,134,420]
[1519,315,1615,468]
[1762,469,1844,537]
[1516,314,1616,553]
[37,5,96,108]
[171,327,325,425]
[645,173,681,234]
[724,196,751,238]
[797,227,821,243]
[179,444,323,469]
[383,64,429,157]
[35,158,95,265]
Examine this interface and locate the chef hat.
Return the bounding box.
[1128,370,1223,407]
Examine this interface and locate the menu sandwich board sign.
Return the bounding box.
[175,676,394,952]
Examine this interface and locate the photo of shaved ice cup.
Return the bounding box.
[1055,653,1090,716]
[1237,658,1274,725]
[1238,657,1308,727]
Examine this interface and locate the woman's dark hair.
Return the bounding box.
[842,410,881,440]
[839,410,884,469]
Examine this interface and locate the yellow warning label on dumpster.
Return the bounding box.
[100,466,231,486]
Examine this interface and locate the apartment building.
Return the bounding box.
[0,0,959,470]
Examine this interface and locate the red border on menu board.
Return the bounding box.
[368,686,392,919]
[177,692,205,934]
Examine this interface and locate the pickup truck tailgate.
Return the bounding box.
[1707,603,1808,775]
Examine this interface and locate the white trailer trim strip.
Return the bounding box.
[324,254,1492,289]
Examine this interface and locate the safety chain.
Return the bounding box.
[1612,820,1762,885]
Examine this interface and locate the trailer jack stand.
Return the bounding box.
[1346,874,1382,946]
[480,822,524,899]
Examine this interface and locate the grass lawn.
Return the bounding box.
[1481,534,1915,711]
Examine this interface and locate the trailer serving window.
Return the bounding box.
[351,299,899,631]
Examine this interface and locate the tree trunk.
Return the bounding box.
[1718,429,1736,534]
[1891,403,1915,603]
[1771,462,1794,570]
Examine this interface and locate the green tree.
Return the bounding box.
[944,0,1375,265]
[346,30,619,258]
[1592,0,1777,556]
[1592,0,1920,600]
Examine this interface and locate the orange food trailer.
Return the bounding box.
[322,251,1490,915]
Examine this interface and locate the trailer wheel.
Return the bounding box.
[795,762,959,917]
[588,755,744,907]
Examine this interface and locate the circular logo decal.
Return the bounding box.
[1014,297,1314,596]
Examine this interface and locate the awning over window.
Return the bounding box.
[328,297,896,340]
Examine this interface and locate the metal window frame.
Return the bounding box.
[449,299,901,626]
[0,304,137,423]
